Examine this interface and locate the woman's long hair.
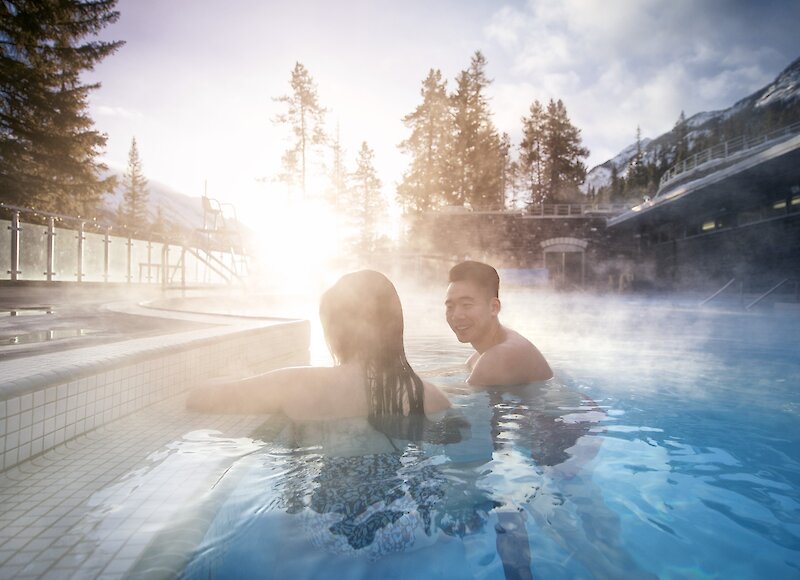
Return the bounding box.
[319,270,425,422]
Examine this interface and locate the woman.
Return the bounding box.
[186,270,451,421]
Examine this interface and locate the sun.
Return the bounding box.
[247,193,350,296]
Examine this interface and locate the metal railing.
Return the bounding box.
[526,203,630,217]
[659,120,800,191]
[1,203,246,287]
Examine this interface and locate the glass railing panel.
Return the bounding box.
[107,235,129,283]
[83,231,106,282]
[53,225,80,281]
[130,238,154,284]
[19,222,49,281]
[0,218,11,280]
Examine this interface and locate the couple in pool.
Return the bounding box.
[187,260,553,420]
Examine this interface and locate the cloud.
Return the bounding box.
[483,0,800,166]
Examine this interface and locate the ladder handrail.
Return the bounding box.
[745,278,791,310]
[699,278,736,306]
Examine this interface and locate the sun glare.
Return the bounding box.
[251,195,349,296]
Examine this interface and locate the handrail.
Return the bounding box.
[699,277,737,306]
[184,246,243,284]
[526,203,630,216]
[745,278,791,310]
[659,120,800,192]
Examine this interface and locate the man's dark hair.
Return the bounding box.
[448,261,500,298]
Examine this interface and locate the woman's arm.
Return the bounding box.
[186,366,311,414]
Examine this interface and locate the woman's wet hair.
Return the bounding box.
[319,270,425,422]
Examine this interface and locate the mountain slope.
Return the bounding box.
[583,56,800,193]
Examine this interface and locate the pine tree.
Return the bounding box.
[542,99,589,203]
[519,100,547,206]
[272,62,327,200]
[673,110,688,164]
[0,0,123,215]
[118,137,148,232]
[498,132,513,210]
[327,121,347,211]
[610,163,623,203]
[397,68,453,213]
[348,142,385,253]
[451,51,503,209]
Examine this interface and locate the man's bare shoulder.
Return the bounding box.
[467,327,553,385]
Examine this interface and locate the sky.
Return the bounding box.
[87,0,800,226]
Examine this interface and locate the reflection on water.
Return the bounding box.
[0,327,94,345]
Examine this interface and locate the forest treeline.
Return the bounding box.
[3,1,798,249]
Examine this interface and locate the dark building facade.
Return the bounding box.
[608,132,800,293]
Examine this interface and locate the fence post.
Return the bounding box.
[146,239,153,283]
[76,221,85,282]
[103,227,111,283]
[9,211,20,281]
[126,237,133,284]
[161,242,169,288]
[45,217,55,281]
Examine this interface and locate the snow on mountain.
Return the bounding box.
[756,58,800,108]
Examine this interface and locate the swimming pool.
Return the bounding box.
[145,290,800,579]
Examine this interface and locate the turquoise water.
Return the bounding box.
[175,292,800,579]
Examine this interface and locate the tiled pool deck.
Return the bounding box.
[0,292,310,578]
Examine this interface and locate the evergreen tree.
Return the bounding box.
[348,142,385,253]
[451,51,503,209]
[609,163,623,203]
[118,136,148,232]
[673,110,688,164]
[397,68,453,213]
[625,125,649,197]
[519,100,547,206]
[0,0,123,215]
[327,120,347,211]
[498,131,513,210]
[272,62,327,200]
[542,99,588,202]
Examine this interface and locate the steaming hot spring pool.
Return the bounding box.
[3,289,799,579]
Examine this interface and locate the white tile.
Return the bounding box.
[45,387,57,404]
[19,410,32,429]
[43,417,55,435]
[56,384,67,400]
[6,414,18,433]
[20,394,32,412]
[6,398,20,415]
[44,402,56,419]
[5,430,19,450]
[18,426,31,446]
[17,443,30,462]
[4,449,18,468]
[32,405,44,424]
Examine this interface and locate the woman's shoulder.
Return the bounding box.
[422,379,451,414]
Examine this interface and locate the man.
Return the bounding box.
[445,260,553,385]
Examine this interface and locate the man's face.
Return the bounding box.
[445,280,499,344]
